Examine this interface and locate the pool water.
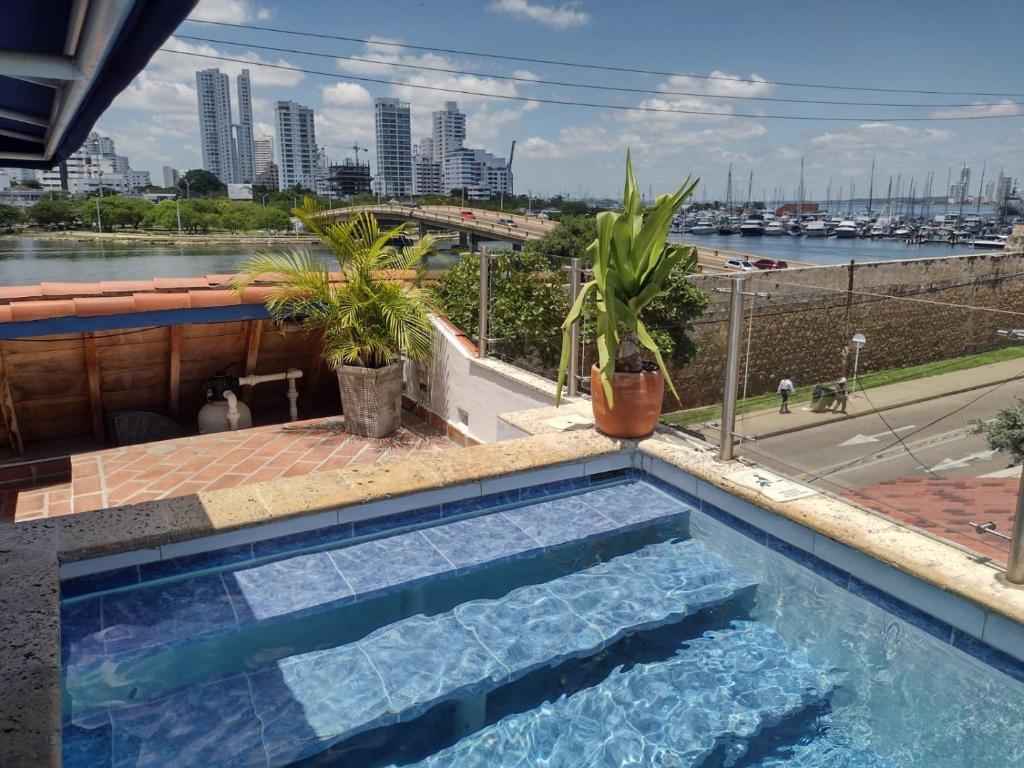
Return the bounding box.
[59,477,1024,767]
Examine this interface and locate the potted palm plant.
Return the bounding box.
[556,152,699,438]
[233,199,435,438]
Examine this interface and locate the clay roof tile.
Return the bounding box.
[0,285,43,301]
[132,292,191,311]
[152,277,209,290]
[188,289,240,308]
[73,296,138,317]
[41,282,103,297]
[10,300,77,321]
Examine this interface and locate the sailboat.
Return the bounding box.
[717,164,738,235]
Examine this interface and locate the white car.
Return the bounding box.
[724,259,758,272]
[498,217,516,226]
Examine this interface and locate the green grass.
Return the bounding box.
[661,345,1024,427]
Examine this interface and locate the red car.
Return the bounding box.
[754,258,788,270]
[459,210,476,219]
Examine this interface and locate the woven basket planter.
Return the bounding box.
[335,361,404,438]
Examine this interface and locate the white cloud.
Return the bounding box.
[930,99,1023,119]
[188,0,272,24]
[659,71,774,99]
[810,122,953,149]
[153,37,304,89]
[321,82,373,107]
[489,0,589,28]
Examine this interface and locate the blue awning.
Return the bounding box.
[0,0,198,168]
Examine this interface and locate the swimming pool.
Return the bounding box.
[59,470,1024,767]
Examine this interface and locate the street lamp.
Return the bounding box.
[182,176,191,199]
[850,333,866,394]
[175,195,182,235]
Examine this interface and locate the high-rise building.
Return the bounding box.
[328,158,372,196]
[253,135,273,176]
[162,166,180,187]
[374,98,412,196]
[235,70,255,183]
[275,101,318,190]
[432,101,465,164]
[996,172,1012,204]
[254,160,279,190]
[196,68,236,184]
[36,132,139,195]
[412,137,442,195]
[443,148,512,200]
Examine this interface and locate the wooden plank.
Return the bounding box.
[83,332,104,442]
[94,341,169,369]
[182,321,247,340]
[304,332,325,413]
[241,320,264,404]
[0,351,24,454]
[169,325,182,419]
[92,327,168,347]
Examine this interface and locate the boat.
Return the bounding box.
[972,235,1007,249]
[690,216,715,234]
[739,213,765,236]
[803,220,828,238]
[835,220,859,238]
[716,218,738,235]
[764,221,787,236]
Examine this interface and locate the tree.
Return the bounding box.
[0,203,23,228]
[974,399,1024,465]
[15,178,41,189]
[178,168,226,196]
[28,197,79,228]
[254,206,290,232]
[523,215,596,261]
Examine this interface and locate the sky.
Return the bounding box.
[97,0,1024,201]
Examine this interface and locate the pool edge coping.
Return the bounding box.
[5,426,1024,766]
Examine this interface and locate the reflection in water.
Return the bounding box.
[0,238,461,285]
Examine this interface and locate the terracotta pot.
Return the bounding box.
[589,364,664,438]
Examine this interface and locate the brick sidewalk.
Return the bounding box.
[13,412,457,520]
[843,477,1015,564]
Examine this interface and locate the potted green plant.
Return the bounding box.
[233,199,435,438]
[556,152,699,438]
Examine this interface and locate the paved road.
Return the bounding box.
[736,378,1024,496]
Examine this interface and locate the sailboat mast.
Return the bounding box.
[797,158,804,221]
[867,156,875,214]
[976,161,986,215]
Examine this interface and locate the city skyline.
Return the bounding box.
[92,0,1024,198]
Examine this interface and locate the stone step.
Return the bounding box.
[747,733,903,767]
[62,481,690,689]
[402,621,835,768]
[71,538,755,768]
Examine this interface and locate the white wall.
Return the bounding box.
[408,316,575,443]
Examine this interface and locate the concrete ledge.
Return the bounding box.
[637,435,1024,630]
[0,429,632,766]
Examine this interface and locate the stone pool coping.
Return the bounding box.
[3,425,1024,767]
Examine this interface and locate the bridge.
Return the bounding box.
[317,204,809,270]
[318,204,553,250]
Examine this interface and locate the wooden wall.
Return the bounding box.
[0,319,341,455]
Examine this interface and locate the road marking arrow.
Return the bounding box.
[839,425,916,447]
[925,450,998,473]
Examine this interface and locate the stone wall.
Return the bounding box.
[670,246,1024,408]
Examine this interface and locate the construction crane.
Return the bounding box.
[500,140,516,210]
[351,143,368,165]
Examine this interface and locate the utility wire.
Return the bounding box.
[185,19,1024,99]
[173,34,1024,110]
[159,49,1024,122]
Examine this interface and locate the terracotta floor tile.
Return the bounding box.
[281,461,321,478]
[73,493,105,513]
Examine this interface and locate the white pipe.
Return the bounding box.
[234,368,304,425]
[223,390,241,431]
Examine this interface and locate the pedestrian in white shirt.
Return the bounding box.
[777,376,794,414]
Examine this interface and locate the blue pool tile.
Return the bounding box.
[251,522,354,559]
[327,530,454,595]
[223,551,353,623]
[646,474,701,509]
[109,674,265,768]
[362,613,501,713]
[61,599,104,667]
[848,576,953,644]
[441,489,519,518]
[588,467,637,485]
[62,565,140,600]
[575,481,689,528]
[352,505,442,537]
[62,718,112,768]
[100,574,237,655]
[951,628,1024,684]
[766,538,850,589]
[519,475,590,502]
[251,644,387,766]
[138,544,254,582]
[420,512,540,568]
[699,500,768,544]
[500,496,620,547]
